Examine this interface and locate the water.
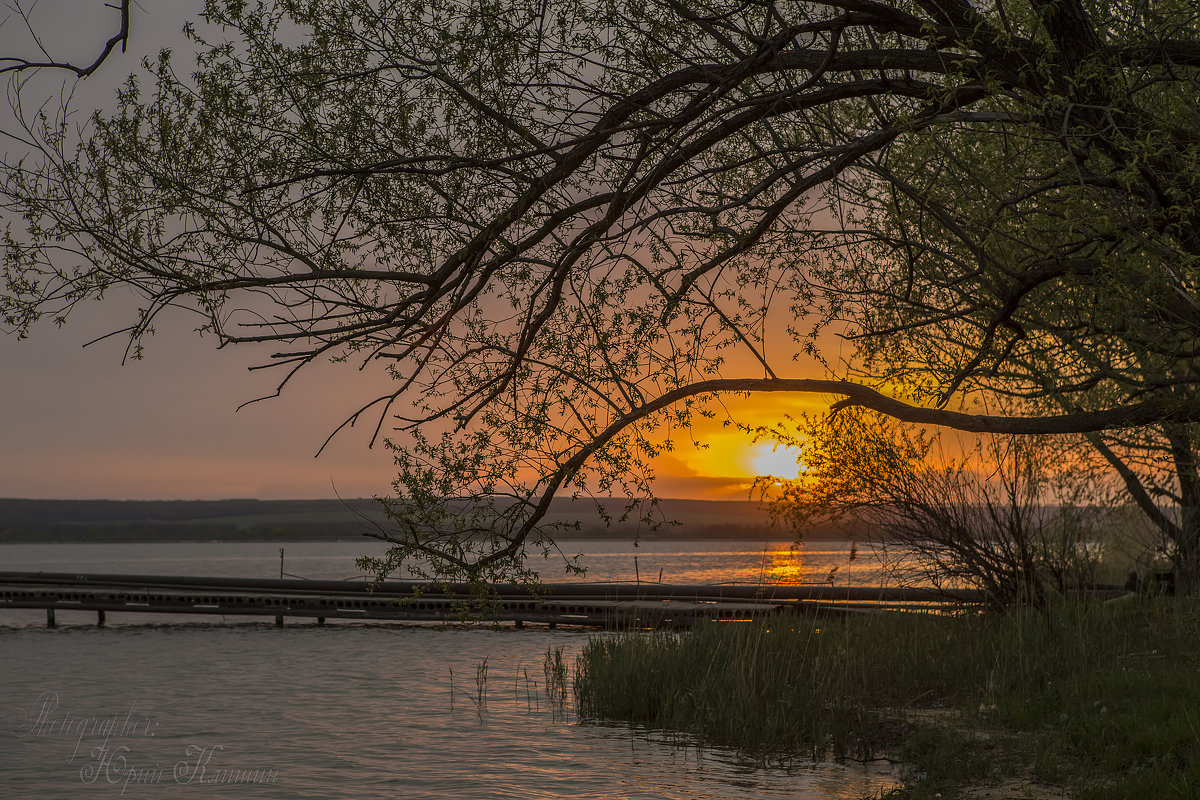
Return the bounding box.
[0,537,908,587]
[1,540,901,799]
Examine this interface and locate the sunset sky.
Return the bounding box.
[0,1,830,502]
[2,298,393,500]
[1,294,822,500]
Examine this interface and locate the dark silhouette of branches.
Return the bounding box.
[1,0,1198,580]
[0,1,131,77]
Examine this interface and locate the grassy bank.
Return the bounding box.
[572,599,1200,799]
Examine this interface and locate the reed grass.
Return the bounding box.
[544,646,570,707]
[571,599,1200,798]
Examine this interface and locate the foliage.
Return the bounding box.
[760,409,1107,608]
[814,0,1200,588]
[2,0,1199,581]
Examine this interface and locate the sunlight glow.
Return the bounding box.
[749,441,803,480]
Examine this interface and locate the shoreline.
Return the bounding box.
[0,497,856,544]
[0,529,854,545]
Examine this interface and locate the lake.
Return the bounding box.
[1,539,902,799]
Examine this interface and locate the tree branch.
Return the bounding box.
[0,0,130,77]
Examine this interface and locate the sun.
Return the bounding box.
[748,441,803,480]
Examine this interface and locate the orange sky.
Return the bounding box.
[646,393,821,499]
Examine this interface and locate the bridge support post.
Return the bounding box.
[275,614,284,627]
[46,608,56,628]
[97,610,106,628]
[317,617,325,625]
[514,619,523,629]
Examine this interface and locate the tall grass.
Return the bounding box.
[572,600,1200,797]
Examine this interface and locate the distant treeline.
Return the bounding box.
[0,497,851,544]
[0,498,388,543]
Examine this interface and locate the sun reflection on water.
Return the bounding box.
[760,548,811,585]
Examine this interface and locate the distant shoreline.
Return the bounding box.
[0,497,854,544]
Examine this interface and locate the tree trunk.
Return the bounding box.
[1167,426,1200,594]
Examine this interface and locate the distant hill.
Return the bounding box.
[0,497,850,543]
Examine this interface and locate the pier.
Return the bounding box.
[0,571,990,628]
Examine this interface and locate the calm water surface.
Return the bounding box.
[1,540,902,799]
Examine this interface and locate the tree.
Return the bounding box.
[812,0,1200,587]
[1,0,1198,582]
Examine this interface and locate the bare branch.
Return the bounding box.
[0,0,131,77]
